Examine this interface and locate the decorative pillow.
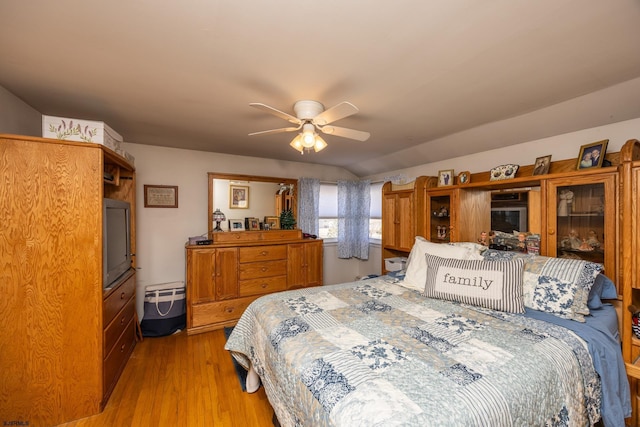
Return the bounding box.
[587,273,618,310]
[521,256,603,321]
[401,237,483,291]
[423,254,525,313]
[523,273,583,321]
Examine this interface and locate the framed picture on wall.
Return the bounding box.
[229,185,249,209]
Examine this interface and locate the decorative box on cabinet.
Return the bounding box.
[186,230,323,335]
[0,134,136,426]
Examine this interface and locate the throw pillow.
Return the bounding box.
[423,254,525,313]
[521,255,603,321]
[401,238,483,291]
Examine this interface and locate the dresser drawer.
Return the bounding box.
[103,318,136,399]
[191,296,255,327]
[103,272,135,324]
[104,296,135,356]
[239,245,286,263]
[239,260,286,280]
[239,275,287,297]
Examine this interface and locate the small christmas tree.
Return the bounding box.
[279,209,296,230]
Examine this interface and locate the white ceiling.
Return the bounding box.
[1,1,640,177]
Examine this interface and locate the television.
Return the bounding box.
[491,206,527,233]
[103,198,132,288]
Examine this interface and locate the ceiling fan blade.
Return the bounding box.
[320,125,370,141]
[249,125,301,136]
[312,101,359,126]
[250,103,301,124]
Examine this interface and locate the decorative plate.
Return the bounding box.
[490,164,519,181]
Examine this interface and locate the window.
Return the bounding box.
[318,182,382,240]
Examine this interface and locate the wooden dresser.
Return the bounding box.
[186,229,323,334]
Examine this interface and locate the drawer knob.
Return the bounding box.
[261,251,268,256]
[120,316,126,325]
[120,343,126,352]
[120,292,126,299]
[225,307,235,313]
[261,267,268,272]
[261,283,267,289]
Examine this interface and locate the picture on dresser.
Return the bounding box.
[264,216,280,230]
[228,219,244,231]
[245,217,260,230]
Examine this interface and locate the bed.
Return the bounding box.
[225,240,630,427]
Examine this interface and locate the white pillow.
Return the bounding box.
[400,237,483,291]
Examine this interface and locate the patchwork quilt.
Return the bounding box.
[225,276,600,426]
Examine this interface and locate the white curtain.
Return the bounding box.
[297,177,320,236]
[338,180,371,259]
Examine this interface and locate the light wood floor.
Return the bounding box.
[58,329,275,427]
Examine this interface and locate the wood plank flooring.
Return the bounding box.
[58,329,274,427]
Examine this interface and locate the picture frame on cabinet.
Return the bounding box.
[533,155,551,175]
[229,185,249,209]
[228,219,245,231]
[457,171,470,185]
[576,139,608,170]
[438,169,454,187]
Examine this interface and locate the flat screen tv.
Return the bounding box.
[491,206,527,233]
[104,198,132,288]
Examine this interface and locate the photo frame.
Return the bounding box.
[457,171,470,185]
[229,185,249,209]
[576,139,608,170]
[264,216,280,230]
[228,219,245,231]
[245,217,260,231]
[144,185,178,208]
[532,155,552,176]
[438,169,454,187]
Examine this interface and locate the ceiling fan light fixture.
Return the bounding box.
[301,123,316,148]
[289,134,304,154]
[313,135,327,152]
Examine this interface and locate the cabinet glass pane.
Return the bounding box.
[555,183,605,265]
[430,195,451,242]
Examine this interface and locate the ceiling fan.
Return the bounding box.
[249,100,370,154]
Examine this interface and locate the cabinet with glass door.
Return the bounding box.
[426,189,455,243]
[545,172,617,286]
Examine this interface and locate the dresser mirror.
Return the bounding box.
[208,172,297,236]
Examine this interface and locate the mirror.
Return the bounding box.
[208,172,297,235]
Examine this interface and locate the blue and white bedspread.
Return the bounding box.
[225,276,610,426]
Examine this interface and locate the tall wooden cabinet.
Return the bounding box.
[0,134,136,426]
[186,230,323,335]
[381,177,429,273]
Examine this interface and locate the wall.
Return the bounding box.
[0,86,41,136]
[364,117,640,183]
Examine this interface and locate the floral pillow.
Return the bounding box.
[524,274,582,321]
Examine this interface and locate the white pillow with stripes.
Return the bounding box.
[423,254,525,313]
